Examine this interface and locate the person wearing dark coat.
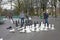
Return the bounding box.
[43,12,49,25]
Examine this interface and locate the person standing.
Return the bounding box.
[20,11,25,27]
[43,11,49,25]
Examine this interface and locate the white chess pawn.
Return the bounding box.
[0,38,3,40]
[39,22,43,30]
[48,24,51,29]
[46,23,48,28]
[31,24,35,31]
[9,28,15,33]
[51,24,55,30]
[40,22,45,31]
[26,26,31,33]
[32,24,34,27]
[44,23,48,31]
[31,27,35,31]
[10,19,13,24]
[29,17,32,20]
[41,22,44,25]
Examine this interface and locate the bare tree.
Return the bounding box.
[0,0,2,16]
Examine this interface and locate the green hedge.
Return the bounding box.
[12,16,19,18]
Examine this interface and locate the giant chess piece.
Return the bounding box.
[9,28,15,33]
[51,24,55,30]
[7,26,12,30]
[15,20,19,27]
[48,24,51,29]
[10,19,13,24]
[25,26,31,33]
[29,17,32,20]
[31,24,35,31]
[19,27,25,33]
[7,26,15,33]
[40,22,45,31]
[35,24,40,32]
[44,23,48,31]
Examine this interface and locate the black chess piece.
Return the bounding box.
[7,26,12,30]
[34,21,36,27]
[15,21,18,27]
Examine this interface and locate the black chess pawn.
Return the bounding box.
[39,22,41,26]
[15,21,18,27]
[34,21,36,27]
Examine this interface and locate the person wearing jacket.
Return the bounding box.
[43,11,49,25]
[20,11,25,27]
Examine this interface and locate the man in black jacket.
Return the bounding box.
[43,11,49,25]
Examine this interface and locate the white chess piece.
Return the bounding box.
[39,22,43,30]
[40,22,45,31]
[0,38,3,40]
[31,24,35,31]
[25,26,31,33]
[9,28,15,32]
[48,24,51,29]
[10,19,13,24]
[44,23,48,31]
[51,24,55,30]
[19,27,25,33]
[45,23,48,29]
[29,17,32,20]
[36,24,40,32]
